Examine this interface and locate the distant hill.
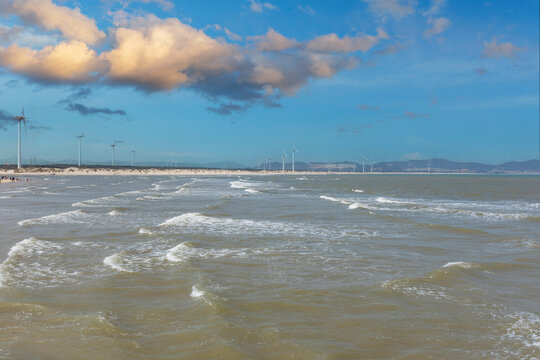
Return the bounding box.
[258,159,540,173]
[2,157,539,174]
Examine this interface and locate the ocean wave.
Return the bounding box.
[244,188,260,194]
[0,237,75,288]
[230,180,262,189]
[138,227,153,235]
[503,312,540,349]
[190,285,205,298]
[72,196,116,207]
[107,210,122,216]
[352,189,364,193]
[165,242,264,263]
[103,253,134,273]
[159,212,368,239]
[18,209,89,226]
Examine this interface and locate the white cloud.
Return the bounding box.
[362,0,416,19]
[483,38,525,59]
[0,7,394,114]
[422,0,446,16]
[0,40,102,83]
[307,28,389,53]
[423,17,451,37]
[248,0,278,13]
[249,28,297,52]
[0,0,105,45]
[101,15,236,90]
[298,4,315,15]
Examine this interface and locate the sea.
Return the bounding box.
[0,174,538,359]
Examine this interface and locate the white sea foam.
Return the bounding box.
[108,210,122,216]
[0,237,73,288]
[442,261,474,269]
[138,227,153,235]
[353,189,364,193]
[72,196,116,207]
[18,210,88,226]
[190,285,205,298]
[503,312,540,349]
[165,242,256,263]
[244,188,260,194]
[103,253,132,273]
[321,196,376,210]
[159,212,371,239]
[230,180,262,189]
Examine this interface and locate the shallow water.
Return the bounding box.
[0,174,539,359]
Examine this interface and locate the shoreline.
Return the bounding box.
[0,167,538,177]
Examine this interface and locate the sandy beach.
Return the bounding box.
[0,166,359,177]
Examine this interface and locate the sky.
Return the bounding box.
[0,0,538,166]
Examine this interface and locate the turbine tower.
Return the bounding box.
[427,160,432,174]
[76,133,84,167]
[281,151,288,171]
[131,150,135,167]
[111,141,117,166]
[13,108,26,169]
[362,157,366,173]
[291,145,298,172]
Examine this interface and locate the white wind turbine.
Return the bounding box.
[291,144,299,172]
[427,160,432,174]
[13,107,27,169]
[362,157,366,173]
[76,133,84,167]
[111,141,117,166]
[281,151,288,171]
[131,150,135,167]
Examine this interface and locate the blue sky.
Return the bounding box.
[0,0,538,166]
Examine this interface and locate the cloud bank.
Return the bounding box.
[0,1,392,114]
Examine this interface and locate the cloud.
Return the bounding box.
[248,0,278,13]
[0,40,102,83]
[307,28,389,53]
[249,29,297,52]
[0,0,105,45]
[0,109,16,129]
[298,4,315,15]
[373,42,403,55]
[28,124,51,130]
[67,87,93,101]
[422,0,445,16]
[473,67,488,75]
[0,25,24,45]
[224,28,242,42]
[336,123,373,137]
[358,104,380,111]
[206,102,246,115]
[64,102,127,116]
[102,15,236,91]
[362,0,416,19]
[404,111,429,119]
[127,0,175,11]
[0,9,392,115]
[483,38,525,59]
[424,17,451,37]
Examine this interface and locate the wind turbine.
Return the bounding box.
[291,145,298,172]
[427,160,432,174]
[131,150,135,167]
[362,157,366,173]
[281,151,288,171]
[13,107,26,169]
[268,157,272,171]
[370,158,373,173]
[111,141,117,166]
[76,133,84,167]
